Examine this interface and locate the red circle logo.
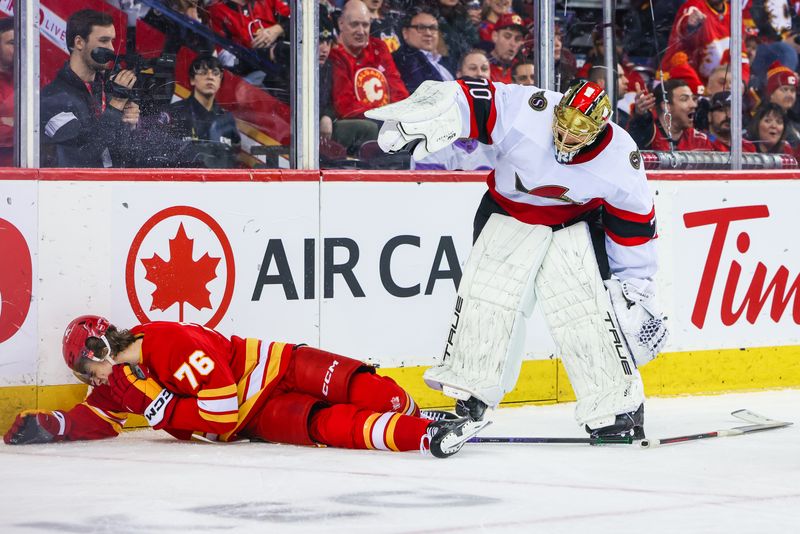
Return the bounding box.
[355,67,389,106]
[126,206,235,328]
[0,218,32,343]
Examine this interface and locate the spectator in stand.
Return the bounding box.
[661,0,750,86]
[478,0,513,47]
[765,61,800,144]
[0,17,14,167]
[512,61,534,85]
[488,13,525,83]
[622,0,683,60]
[206,0,290,90]
[207,0,290,51]
[319,8,336,141]
[330,0,408,119]
[435,0,479,70]
[329,0,407,153]
[627,79,715,151]
[748,0,799,93]
[366,0,402,53]
[746,102,795,154]
[553,22,577,92]
[665,54,706,101]
[168,55,241,168]
[412,51,496,171]
[706,64,733,95]
[141,0,214,56]
[393,8,455,93]
[456,48,490,79]
[705,91,757,152]
[589,64,631,127]
[465,0,482,27]
[40,10,140,168]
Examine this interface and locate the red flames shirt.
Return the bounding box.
[207,0,290,48]
[328,38,409,119]
[661,0,750,83]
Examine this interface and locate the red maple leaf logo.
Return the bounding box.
[141,223,220,322]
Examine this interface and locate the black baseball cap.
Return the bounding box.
[709,91,732,111]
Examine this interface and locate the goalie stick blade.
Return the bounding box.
[731,409,792,426]
[640,416,792,449]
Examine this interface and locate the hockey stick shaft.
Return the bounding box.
[469,435,634,445]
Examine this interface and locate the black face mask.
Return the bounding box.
[90,47,116,65]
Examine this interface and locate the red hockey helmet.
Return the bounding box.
[62,315,111,372]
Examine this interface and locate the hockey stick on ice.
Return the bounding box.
[468,410,791,447]
[639,410,792,448]
[469,435,634,445]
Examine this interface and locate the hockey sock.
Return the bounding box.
[347,372,420,417]
[309,404,431,452]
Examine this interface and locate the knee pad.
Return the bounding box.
[247,392,320,446]
[291,346,370,403]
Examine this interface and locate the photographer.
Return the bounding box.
[40,9,140,168]
[167,55,241,168]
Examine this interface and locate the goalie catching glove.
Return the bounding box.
[605,278,668,366]
[364,80,462,160]
[108,364,175,428]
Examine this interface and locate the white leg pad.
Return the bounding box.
[423,214,552,408]
[534,222,645,429]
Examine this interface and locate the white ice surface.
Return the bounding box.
[1,389,798,534]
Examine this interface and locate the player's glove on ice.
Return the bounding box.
[108,364,175,428]
[3,410,66,444]
[605,278,668,366]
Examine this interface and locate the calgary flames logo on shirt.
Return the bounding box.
[354,67,390,106]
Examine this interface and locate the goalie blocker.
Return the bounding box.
[424,214,667,437]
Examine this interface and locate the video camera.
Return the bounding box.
[92,47,176,112]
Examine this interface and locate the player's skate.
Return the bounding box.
[585,404,645,440]
[455,396,488,421]
[424,417,491,458]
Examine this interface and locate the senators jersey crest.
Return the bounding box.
[355,67,390,106]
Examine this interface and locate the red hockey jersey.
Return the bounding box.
[647,125,716,151]
[52,322,294,442]
[207,0,290,48]
[328,38,409,119]
[661,0,750,83]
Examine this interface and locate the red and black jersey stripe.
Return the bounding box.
[602,202,657,246]
[457,77,497,144]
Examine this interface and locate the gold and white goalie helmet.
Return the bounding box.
[552,80,612,163]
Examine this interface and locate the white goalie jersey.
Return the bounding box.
[452,79,657,282]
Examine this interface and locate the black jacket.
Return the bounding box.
[167,95,241,168]
[392,45,455,94]
[40,62,132,167]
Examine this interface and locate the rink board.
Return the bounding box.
[1,169,799,428]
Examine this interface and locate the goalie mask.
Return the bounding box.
[62,315,113,384]
[552,80,612,163]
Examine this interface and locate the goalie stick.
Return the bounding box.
[468,410,792,447]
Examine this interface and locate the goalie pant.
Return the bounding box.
[6,322,433,453]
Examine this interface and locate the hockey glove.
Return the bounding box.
[364,80,462,160]
[3,410,67,445]
[107,364,175,428]
[605,278,669,366]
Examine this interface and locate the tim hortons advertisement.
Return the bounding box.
[0,181,37,385]
[655,179,800,351]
